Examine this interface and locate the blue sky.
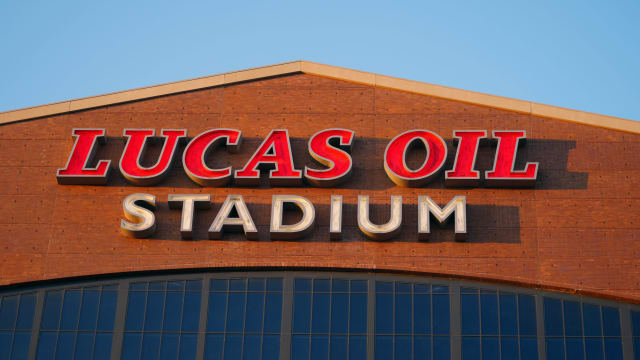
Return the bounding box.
[1,0,639,120]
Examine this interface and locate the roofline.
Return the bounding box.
[1,60,638,134]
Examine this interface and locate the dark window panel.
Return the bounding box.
[125,291,146,332]
[413,293,430,335]
[224,334,242,360]
[97,290,117,331]
[461,336,480,360]
[432,285,449,294]
[583,303,602,337]
[395,335,412,360]
[167,280,184,291]
[292,334,310,360]
[602,306,621,337]
[102,284,118,291]
[264,293,282,333]
[332,280,348,293]
[130,282,147,291]
[314,279,330,293]
[163,291,183,332]
[330,293,348,334]
[499,294,517,336]
[310,334,329,360]
[78,289,100,331]
[266,278,282,292]
[433,294,450,335]
[414,284,430,294]
[433,336,450,360]
[349,335,367,360]
[330,335,347,360]
[563,300,582,337]
[350,293,367,335]
[144,291,165,332]
[244,292,265,333]
[604,338,622,360]
[262,334,280,360]
[55,331,75,360]
[460,287,477,294]
[36,331,57,360]
[141,333,161,360]
[374,335,392,360]
[501,336,519,360]
[75,332,94,360]
[566,337,585,360]
[584,337,604,360]
[243,334,260,360]
[179,333,197,360]
[518,294,537,337]
[41,291,63,330]
[482,336,499,360]
[545,337,565,360]
[376,282,393,293]
[226,292,246,333]
[186,280,202,292]
[480,293,498,336]
[229,279,246,292]
[295,279,311,292]
[1,296,19,330]
[210,279,228,292]
[121,333,142,360]
[414,336,430,360]
[12,331,30,360]
[0,331,12,360]
[461,293,479,335]
[312,293,330,333]
[248,278,265,292]
[207,292,227,332]
[395,282,411,294]
[395,293,411,335]
[375,293,393,334]
[159,333,179,360]
[631,311,640,336]
[293,292,311,333]
[544,297,564,337]
[520,337,538,360]
[16,293,36,331]
[204,334,223,360]
[633,338,640,360]
[148,281,166,291]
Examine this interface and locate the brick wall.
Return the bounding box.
[0,74,638,303]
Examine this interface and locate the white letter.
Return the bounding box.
[418,196,467,240]
[330,195,343,240]
[270,195,315,240]
[168,194,211,239]
[209,195,258,240]
[357,195,402,240]
[121,193,156,238]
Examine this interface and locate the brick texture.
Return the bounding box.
[0,74,638,303]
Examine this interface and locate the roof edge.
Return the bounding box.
[1,60,638,134]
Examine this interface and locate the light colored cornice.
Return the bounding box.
[1,60,638,134]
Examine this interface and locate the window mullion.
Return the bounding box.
[620,304,633,360]
[450,283,461,360]
[110,279,130,360]
[195,274,209,360]
[366,277,375,360]
[27,289,45,360]
[535,294,546,360]
[279,274,293,360]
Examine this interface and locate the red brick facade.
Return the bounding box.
[1,73,638,303]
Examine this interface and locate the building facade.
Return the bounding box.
[0,61,639,359]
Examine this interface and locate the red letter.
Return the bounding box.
[57,128,111,185]
[445,130,487,186]
[119,129,187,186]
[304,128,354,187]
[235,129,302,186]
[485,130,538,186]
[183,129,242,187]
[384,130,448,187]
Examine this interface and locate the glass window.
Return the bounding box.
[292,278,366,360]
[543,297,623,360]
[0,292,36,360]
[123,279,201,360]
[460,288,537,360]
[375,280,450,360]
[205,277,283,360]
[36,284,116,360]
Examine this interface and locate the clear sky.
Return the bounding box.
[1,0,639,120]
